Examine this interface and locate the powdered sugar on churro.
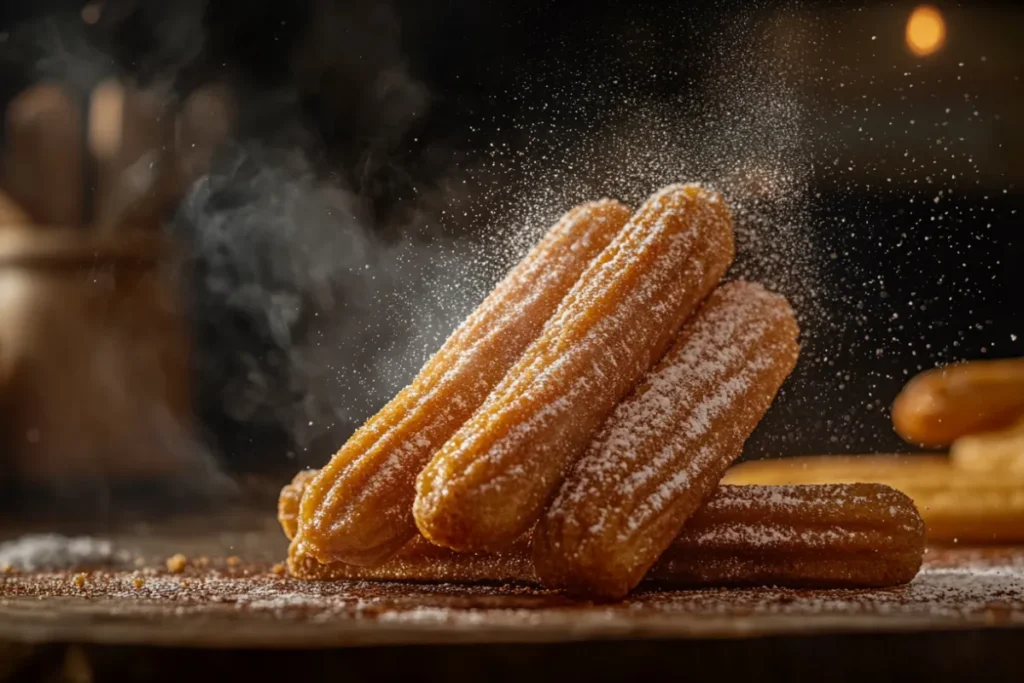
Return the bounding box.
[704,484,919,525]
[284,481,922,589]
[687,524,851,548]
[415,185,733,550]
[328,202,625,522]
[531,280,800,596]
[299,200,628,564]
[676,483,925,555]
[550,282,798,541]
[447,186,721,477]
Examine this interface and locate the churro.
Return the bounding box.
[296,200,630,566]
[724,455,1024,543]
[724,454,954,487]
[950,416,1024,475]
[414,184,734,552]
[649,483,923,588]
[286,484,922,590]
[892,359,1024,447]
[278,469,318,541]
[287,534,535,584]
[533,281,799,598]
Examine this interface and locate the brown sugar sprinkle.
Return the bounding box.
[166,554,188,574]
[132,577,146,589]
[271,563,287,576]
[72,572,87,587]
[226,556,241,567]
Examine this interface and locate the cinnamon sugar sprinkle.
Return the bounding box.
[1,549,1022,638]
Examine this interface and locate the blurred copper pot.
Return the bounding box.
[0,79,234,501]
[0,228,205,490]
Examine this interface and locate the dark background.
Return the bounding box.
[0,0,1021,479]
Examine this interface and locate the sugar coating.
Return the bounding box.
[296,200,629,565]
[547,283,797,534]
[702,484,921,527]
[288,483,922,589]
[534,280,799,596]
[414,184,734,550]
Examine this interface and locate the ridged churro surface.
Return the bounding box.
[892,359,1024,447]
[533,281,799,598]
[414,184,734,552]
[279,469,317,541]
[651,483,924,588]
[287,535,536,584]
[724,455,1024,543]
[296,200,630,566]
[286,484,923,590]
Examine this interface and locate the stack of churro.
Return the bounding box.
[282,184,926,599]
[726,358,1024,543]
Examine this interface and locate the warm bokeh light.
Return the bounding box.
[81,3,103,25]
[906,5,946,57]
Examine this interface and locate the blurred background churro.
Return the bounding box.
[726,357,1024,544]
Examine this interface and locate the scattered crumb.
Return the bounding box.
[166,554,188,574]
[0,549,1021,638]
[226,556,241,567]
[72,573,87,587]
[271,563,286,576]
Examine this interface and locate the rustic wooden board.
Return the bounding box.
[1,512,1023,649]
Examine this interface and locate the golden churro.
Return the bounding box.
[533,281,799,598]
[287,534,534,583]
[950,416,1024,475]
[892,359,1024,447]
[296,200,630,566]
[724,455,1024,543]
[414,184,734,552]
[649,483,923,588]
[278,469,318,541]
[286,484,922,589]
[724,455,953,487]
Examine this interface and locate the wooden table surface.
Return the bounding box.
[0,508,1022,681]
[0,508,1023,650]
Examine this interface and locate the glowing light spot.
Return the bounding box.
[81,3,103,25]
[906,5,946,57]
